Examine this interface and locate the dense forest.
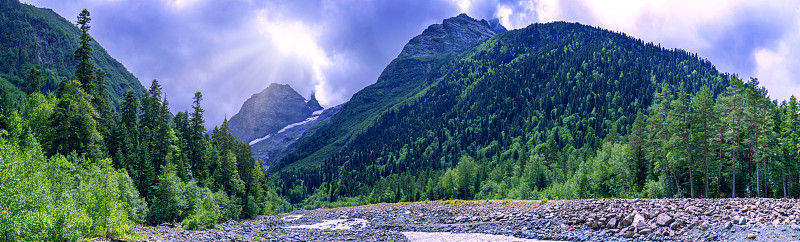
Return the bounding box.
[272,21,800,208]
[0,9,286,241]
[0,0,145,110]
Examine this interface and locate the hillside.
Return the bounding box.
[270,15,736,204]
[0,0,145,108]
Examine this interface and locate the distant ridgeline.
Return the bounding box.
[269,14,797,207]
[0,0,145,109]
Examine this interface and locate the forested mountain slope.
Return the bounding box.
[0,0,145,109]
[271,16,738,205]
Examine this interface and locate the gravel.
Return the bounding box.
[133,198,800,241]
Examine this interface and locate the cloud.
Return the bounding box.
[26,0,800,128]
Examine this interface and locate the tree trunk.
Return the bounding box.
[783,175,787,198]
[756,162,760,197]
[684,113,694,198]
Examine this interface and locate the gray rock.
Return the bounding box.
[606,217,618,229]
[397,13,506,59]
[656,213,674,227]
[621,213,633,227]
[632,212,647,229]
[669,220,683,230]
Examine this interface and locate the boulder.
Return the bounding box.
[632,213,647,229]
[669,220,683,230]
[656,213,674,227]
[607,217,618,229]
[621,213,633,227]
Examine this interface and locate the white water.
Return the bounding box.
[281,214,304,221]
[402,232,556,242]
[285,218,369,230]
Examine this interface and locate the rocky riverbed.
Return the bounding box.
[137,198,800,241]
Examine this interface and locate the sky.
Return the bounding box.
[24,0,800,128]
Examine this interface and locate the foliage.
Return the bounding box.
[0,133,136,241]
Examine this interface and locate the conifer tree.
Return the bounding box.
[717,77,745,197]
[24,67,43,95]
[691,85,715,198]
[45,79,102,159]
[74,9,95,90]
[670,84,693,198]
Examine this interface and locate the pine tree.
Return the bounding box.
[189,92,207,181]
[646,83,673,192]
[45,79,102,159]
[74,9,95,91]
[24,67,43,95]
[670,84,693,198]
[691,85,715,198]
[628,112,648,189]
[717,77,745,197]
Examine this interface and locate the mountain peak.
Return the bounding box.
[307,93,323,111]
[398,13,506,59]
[229,83,319,143]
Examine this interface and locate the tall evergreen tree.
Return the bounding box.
[717,77,745,197]
[45,79,102,159]
[670,84,693,198]
[189,92,207,180]
[24,67,43,95]
[74,9,95,90]
[691,85,715,198]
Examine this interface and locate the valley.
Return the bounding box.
[3,0,800,241]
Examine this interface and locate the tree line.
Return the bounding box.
[0,9,287,241]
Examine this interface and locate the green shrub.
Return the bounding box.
[0,135,137,241]
[182,194,219,230]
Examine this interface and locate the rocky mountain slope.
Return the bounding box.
[228,83,339,169]
[0,0,146,108]
[398,13,506,58]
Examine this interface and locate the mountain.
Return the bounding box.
[228,83,339,169]
[0,0,145,108]
[398,13,506,58]
[270,14,733,204]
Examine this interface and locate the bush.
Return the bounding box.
[644,179,665,198]
[0,135,137,240]
[183,194,219,230]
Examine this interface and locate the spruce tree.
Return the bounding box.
[74,9,95,91]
